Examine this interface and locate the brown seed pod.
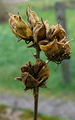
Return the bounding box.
[39,38,70,63]
[26,5,39,30]
[15,59,49,91]
[46,24,66,41]
[33,19,49,43]
[9,13,33,43]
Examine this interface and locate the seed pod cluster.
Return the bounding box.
[9,6,70,64]
[15,59,49,91]
[26,7,70,63]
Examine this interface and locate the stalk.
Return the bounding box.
[34,46,40,120]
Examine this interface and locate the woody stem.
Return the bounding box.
[34,87,39,120]
[34,46,40,120]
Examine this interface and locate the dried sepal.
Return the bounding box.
[9,13,33,43]
[22,72,38,90]
[26,5,39,30]
[21,61,35,77]
[46,24,66,41]
[16,59,49,91]
[39,38,70,63]
[37,64,49,82]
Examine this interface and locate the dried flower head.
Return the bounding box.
[9,13,33,43]
[39,37,70,63]
[15,59,49,91]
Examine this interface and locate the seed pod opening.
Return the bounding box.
[46,24,66,42]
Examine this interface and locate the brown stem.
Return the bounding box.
[36,46,40,58]
[34,45,40,120]
[34,87,39,120]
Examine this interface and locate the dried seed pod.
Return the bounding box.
[33,20,48,43]
[46,24,66,41]
[26,5,39,29]
[39,38,70,63]
[15,59,49,91]
[9,13,33,43]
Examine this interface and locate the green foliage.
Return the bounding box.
[0,2,75,97]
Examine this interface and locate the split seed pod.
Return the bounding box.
[33,20,49,43]
[9,13,33,43]
[46,24,66,41]
[39,37,70,63]
[15,59,49,91]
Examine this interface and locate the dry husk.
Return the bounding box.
[16,59,49,91]
[39,38,70,63]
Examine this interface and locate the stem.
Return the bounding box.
[34,46,40,120]
[34,87,39,120]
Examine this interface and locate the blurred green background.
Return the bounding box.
[0,0,75,98]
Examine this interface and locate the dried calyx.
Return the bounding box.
[15,59,49,91]
[9,6,70,64]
